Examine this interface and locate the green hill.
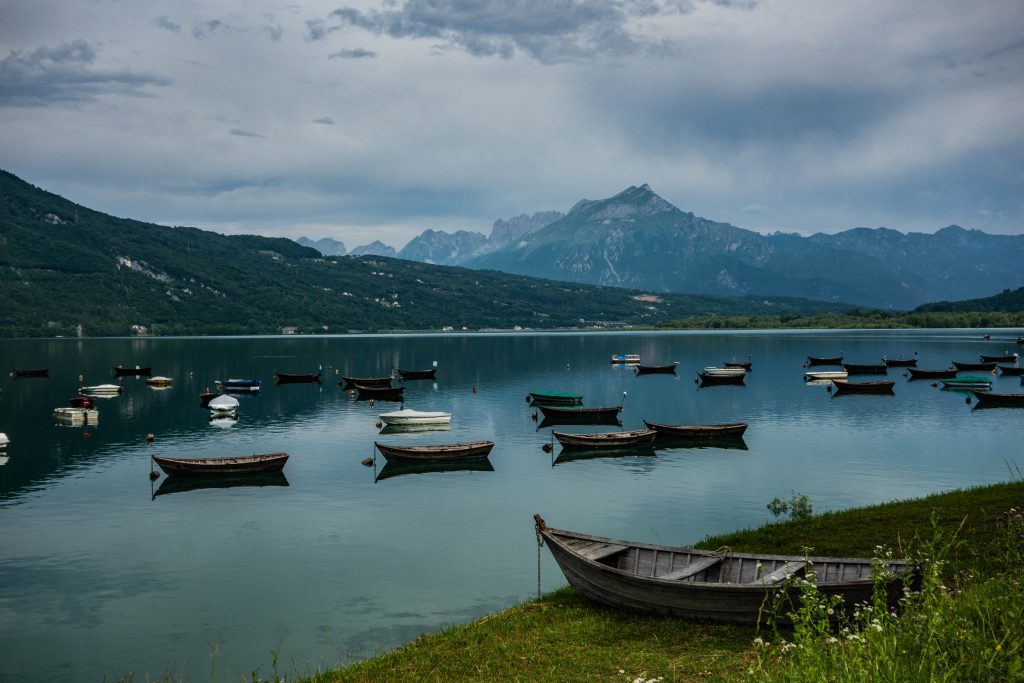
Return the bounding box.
[0,170,847,337]
[914,286,1024,313]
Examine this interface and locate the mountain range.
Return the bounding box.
[312,185,1023,310]
[0,170,845,337]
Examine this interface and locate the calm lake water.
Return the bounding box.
[1,330,1022,681]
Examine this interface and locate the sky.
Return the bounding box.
[1,0,1022,250]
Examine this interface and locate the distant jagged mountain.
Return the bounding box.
[349,240,397,257]
[296,235,346,256]
[488,211,565,249]
[398,229,489,265]
[0,169,843,337]
[465,185,1024,309]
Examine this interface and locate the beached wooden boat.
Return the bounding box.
[146,376,173,387]
[803,370,848,382]
[634,362,678,374]
[113,365,151,376]
[374,440,495,463]
[941,376,992,390]
[907,367,957,380]
[274,371,321,384]
[998,365,1024,376]
[340,375,393,389]
[643,421,748,439]
[397,368,437,380]
[980,353,1019,363]
[806,355,843,366]
[610,354,640,364]
[152,452,289,477]
[534,515,910,625]
[952,361,996,372]
[80,383,123,395]
[831,379,895,395]
[971,391,1024,407]
[882,355,917,367]
[538,405,623,423]
[216,378,262,392]
[378,408,451,426]
[698,372,745,387]
[553,429,657,450]
[355,384,405,401]
[529,391,584,406]
[10,368,48,378]
[842,363,888,375]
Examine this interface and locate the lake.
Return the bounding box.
[0,329,1022,681]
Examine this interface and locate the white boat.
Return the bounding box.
[804,370,848,382]
[53,407,99,423]
[0,432,8,448]
[378,408,452,426]
[146,376,173,387]
[610,354,641,364]
[208,394,239,417]
[703,366,746,377]
[80,384,123,395]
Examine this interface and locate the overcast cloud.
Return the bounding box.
[0,0,1021,248]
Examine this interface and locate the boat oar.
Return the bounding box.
[620,390,627,408]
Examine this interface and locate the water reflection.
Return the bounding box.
[374,459,494,482]
[151,472,290,498]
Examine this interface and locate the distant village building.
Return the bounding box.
[131,325,149,336]
[281,326,298,335]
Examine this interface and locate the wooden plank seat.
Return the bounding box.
[580,543,628,561]
[753,560,806,585]
[657,555,722,581]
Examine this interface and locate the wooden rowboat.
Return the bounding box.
[971,391,1024,407]
[952,361,996,372]
[397,368,437,380]
[643,421,748,439]
[998,365,1024,376]
[529,391,584,406]
[842,363,888,375]
[374,440,495,463]
[723,360,752,370]
[698,372,745,387]
[552,429,656,450]
[980,353,1019,363]
[354,384,405,401]
[113,365,151,376]
[152,453,289,477]
[634,362,678,375]
[274,371,321,384]
[907,367,957,380]
[831,379,895,395]
[10,368,48,378]
[941,376,992,390]
[534,515,910,625]
[806,355,843,366]
[882,355,917,367]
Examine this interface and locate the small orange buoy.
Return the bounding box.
[375,420,382,428]
[361,457,374,467]
[149,470,159,481]
[531,411,538,421]
[146,433,154,444]
[542,443,553,453]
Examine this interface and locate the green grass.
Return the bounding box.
[308,480,1024,682]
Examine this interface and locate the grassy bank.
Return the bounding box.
[309,480,1024,682]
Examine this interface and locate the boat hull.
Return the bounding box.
[883,357,917,367]
[998,365,1024,376]
[374,441,495,463]
[952,361,996,372]
[355,384,405,400]
[980,354,1019,363]
[216,379,262,392]
[806,356,843,366]
[907,368,957,380]
[535,517,908,626]
[698,373,745,386]
[842,364,888,375]
[113,366,151,376]
[397,368,436,380]
[274,372,321,384]
[643,421,748,438]
[153,453,289,476]
[538,405,622,422]
[971,391,1024,407]
[610,355,640,364]
[10,368,48,378]
[553,429,656,450]
[378,409,452,426]
[635,363,678,374]
[831,380,895,394]
[529,392,584,406]
[340,376,393,389]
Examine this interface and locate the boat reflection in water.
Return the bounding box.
[653,436,748,451]
[378,423,452,435]
[374,459,494,482]
[152,472,289,499]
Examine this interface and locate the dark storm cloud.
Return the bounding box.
[0,40,171,107]
[328,48,377,59]
[324,0,751,63]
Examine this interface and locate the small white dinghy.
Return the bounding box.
[378,408,452,426]
[0,432,9,448]
[803,371,848,382]
[53,407,99,424]
[80,384,123,395]
[208,394,240,417]
[703,366,746,378]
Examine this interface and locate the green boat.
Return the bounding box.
[940,375,993,390]
[528,391,584,406]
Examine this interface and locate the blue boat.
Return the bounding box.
[215,378,262,392]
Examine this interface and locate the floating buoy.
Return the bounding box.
[826,385,833,393]
[146,433,154,444]
[361,457,373,467]
[965,396,971,404]
[531,410,538,421]
[903,372,908,378]
[149,470,159,481]
[375,420,382,428]
[542,443,553,453]
[472,384,477,393]
[525,394,531,403]
[931,382,938,388]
